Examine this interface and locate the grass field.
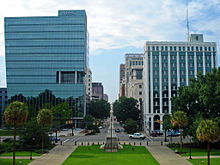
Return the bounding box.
[62,145,159,165]
[169,145,220,157]
[0,130,21,136]
[1,151,42,156]
[188,158,220,165]
[0,159,33,165]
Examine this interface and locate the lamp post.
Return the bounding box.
[189,134,192,160]
[30,137,35,160]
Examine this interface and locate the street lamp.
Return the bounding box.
[189,134,192,160]
[30,137,35,160]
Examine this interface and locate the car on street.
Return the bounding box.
[129,133,146,139]
[166,131,180,137]
[115,128,120,133]
[150,130,164,137]
[98,126,103,129]
[50,136,60,142]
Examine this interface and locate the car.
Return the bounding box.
[150,130,164,137]
[129,133,146,139]
[166,131,180,137]
[115,128,120,133]
[3,138,13,142]
[98,126,103,129]
[50,136,60,142]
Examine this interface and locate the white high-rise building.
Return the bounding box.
[143,34,217,132]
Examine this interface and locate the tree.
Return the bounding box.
[171,111,188,153]
[124,118,138,134]
[113,97,139,124]
[52,102,72,128]
[4,101,28,165]
[88,99,110,119]
[196,120,220,165]
[172,68,220,140]
[37,109,53,153]
[163,115,172,142]
[19,118,51,150]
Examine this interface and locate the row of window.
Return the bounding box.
[147,46,215,51]
[129,60,143,66]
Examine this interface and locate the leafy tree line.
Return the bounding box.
[171,67,220,140]
[113,96,140,133]
[167,68,220,165]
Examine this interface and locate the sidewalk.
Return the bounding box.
[146,144,193,165]
[28,142,77,165]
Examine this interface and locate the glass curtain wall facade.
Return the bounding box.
[5,10,88,117]
[143,35,217,131]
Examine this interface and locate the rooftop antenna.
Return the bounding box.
[186,0,190,41]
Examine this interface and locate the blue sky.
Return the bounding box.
[0,0,220,102]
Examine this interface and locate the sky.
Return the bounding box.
[0,0,220,103]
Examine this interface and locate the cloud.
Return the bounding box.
[0,0,219,100]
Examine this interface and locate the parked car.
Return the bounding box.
[166,130,180,137]
[150,130,164,137]
[50,136,60,142]
[98,126,103,129]
[129,133,146,139]
[3,138,13,142]
[115,128,120,133]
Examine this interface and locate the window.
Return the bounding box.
[139,91,142,95]
[139,85,142,88]
[136,69,142,80]
[61,71,75,84]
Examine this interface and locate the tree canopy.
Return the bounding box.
[171,67,220,139]
[113,97,139,123]
[88,99,110,119]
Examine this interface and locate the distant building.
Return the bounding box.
[123,53,144,128]
[85,68,92,100]
[103,94,108,102]
[119,64,125,97]
[92,82,103,101]
[143,34,217,131]
[4,10,89,117]
[0,88,7,127]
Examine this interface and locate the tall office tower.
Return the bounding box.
[92,82,104,101]
[124,53,144,127]
[119,64,125,97]
[5,10,88,116]
[143,34,217,132]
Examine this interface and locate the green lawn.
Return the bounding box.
[188,158,220,165]
[0,159,33,165]
[1,151,42,156]
[0,130,21,136]
[62,145,159,165]
[169,145,220,157]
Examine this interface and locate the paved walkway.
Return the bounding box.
[28,142,77,165]
[146,144,193,165]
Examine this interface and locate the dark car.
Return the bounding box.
[150,130,164,137]
[50,136,60,142]
[115,128,120,133]
[3,138,13,142]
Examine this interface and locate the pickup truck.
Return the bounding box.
[129,133,146,139]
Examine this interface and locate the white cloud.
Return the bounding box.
[0,0,219,100]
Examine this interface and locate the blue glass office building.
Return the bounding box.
[5,10,88,116]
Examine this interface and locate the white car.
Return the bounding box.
[129,133,146,139]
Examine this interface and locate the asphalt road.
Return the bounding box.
[58,120,190,145]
